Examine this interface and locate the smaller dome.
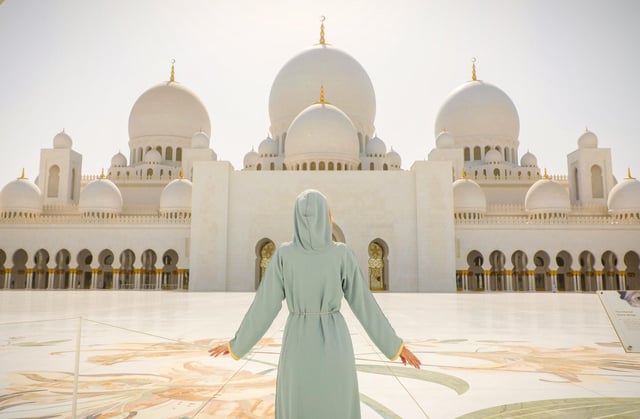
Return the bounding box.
[160,178,193,213]
[111,152,127,167]
[520,151,538,167]
[366,136,386,157]
[387,148,401,168]
[578,129,598,149]
[143,149,162,164]
[608,175,640,215]
[191,131,210,149]
[53,130,72,149]
[435,131,455,149]
[485,149,503,164]
[0,175,43,216]
[525,178,570,213]
[453,178,486,213]
[258,137,278,157]
[79,178,123,214]
[243,149,260,168]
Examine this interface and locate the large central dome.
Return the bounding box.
[269,44,376,140]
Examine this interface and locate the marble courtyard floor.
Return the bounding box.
[1,291,639,418]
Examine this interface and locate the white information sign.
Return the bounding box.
[598,290,640,353]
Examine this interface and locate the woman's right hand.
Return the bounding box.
[399,346,421,369]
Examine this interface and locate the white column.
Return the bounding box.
[3,269,11,289]
[528,270,535,292]
[26,268,34,289]
[156,269,163,290]
[505,270,513,291]
[618,271,626,290]
[134,269,141,290]
[113,269,120,290]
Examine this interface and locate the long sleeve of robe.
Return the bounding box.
[227,190,403,419]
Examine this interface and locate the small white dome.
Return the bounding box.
[520,151,538,167]
[53,130,73,149]
[0,175,43,215]
[366,136,386,157]
[160,178,192,212]
[578,129,598,149]
[79,178,123,214]
[191,131,210,149]
[111,152,127,167]
[525,178,570,213]
[258,137,278,157]
[453,178,487,213]
[485,149,504,164]
[284,102,359,167]
[435,131,455,148]
[608,175,640,215]
[387,148,401,167]
[243,149,260,168]
[143,149,162,164]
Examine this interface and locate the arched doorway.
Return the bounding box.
[533,251,550,291]
[489,250,506,291]
[141,249,157,289]
[624,251,640,289]
[556,251,573,291]
[601,251,618,290]
[77,249,93,289]
[368,239,388,291]
[0,250,6,288]
[162,249,179,290]
[467,250,485,291]
[255,239,275,289]
[119,249,136,289]
[33,249,50,289]
[579,251,596,292]
[11,250,28,289]
[511,250,528,291]
[98,249,115,289]
[54,249,71,288]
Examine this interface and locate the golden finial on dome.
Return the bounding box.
[471,57,477,81]
[100,168,105,179]
[18,168,26,179]
[170,59,176,82]
[179,168,184,179]
[627,168,635,179]
[462,169,467,179]
[319,16,326,45]
[543,168,550,179]
[315,85,330,105]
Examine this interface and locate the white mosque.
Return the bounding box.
[1,22,639,293]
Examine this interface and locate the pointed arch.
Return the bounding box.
[47,165,60,198]
[255,238,276,289]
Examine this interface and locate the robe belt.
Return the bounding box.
[289,309,339,315]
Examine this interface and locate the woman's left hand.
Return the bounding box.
[208,342,230,357]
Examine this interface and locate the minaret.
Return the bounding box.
[38,129,83,205]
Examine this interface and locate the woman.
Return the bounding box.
[209,189,421,418]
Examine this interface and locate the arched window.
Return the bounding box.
[574,167,580,201]
[591,165,604,198]
[319,161,325,170]
[138,147,143,162]
[176,147,183,162]
[337,162,342,170]
[383,163,388,171]
[464,147,470,161]
[156,146,162,158]
[270,162,275,170]
[369,162,374,170]
[147,168,153,177]
[328,162,334,170]
[302,162,307,170]
[473,146,481,160]
[310,162,316,170]
[504,147,509,162]
[484,145,491,155]
[165,147,173,161]
[47,165,60,198]
[256,163,262,171]
[70,168,76,200]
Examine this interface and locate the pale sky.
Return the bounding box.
[1,0,639,188]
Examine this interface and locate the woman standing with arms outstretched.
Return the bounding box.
[210,189,421,418]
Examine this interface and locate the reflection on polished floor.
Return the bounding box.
[1,291,639,418]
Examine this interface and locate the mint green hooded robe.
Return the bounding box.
[228,189,404,418]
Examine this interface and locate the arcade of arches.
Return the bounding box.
[0,248,188,290]
[459,250,640,292]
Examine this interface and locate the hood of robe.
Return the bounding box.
[293,189,333,251]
